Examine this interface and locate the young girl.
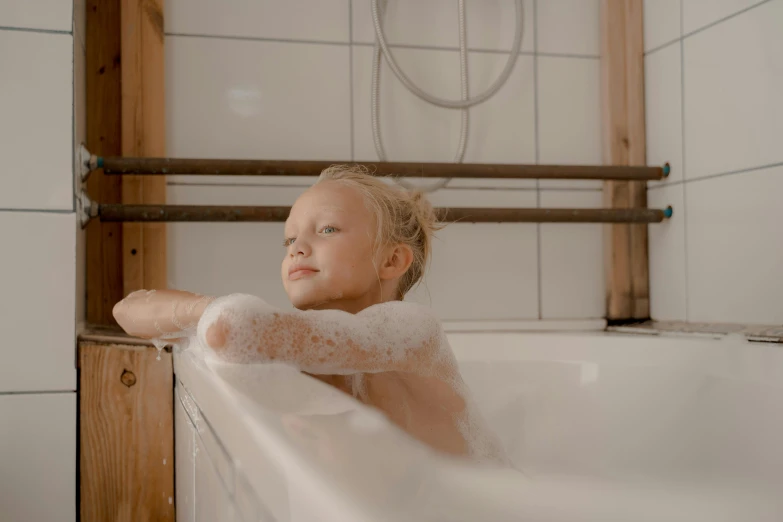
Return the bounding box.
[113,164,507,465]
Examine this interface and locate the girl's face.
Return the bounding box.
[282,181,384,313]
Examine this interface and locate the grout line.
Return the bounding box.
[345,41,600,59]
[646,160,783,191]
[0,25,71,35]
[0,207,75,214]
[641,0,773,56]
[0,390,76,396]
[164,31,599,59]
[535,51,600,60]
[349,0,355,162]
[681,0,773,40]
[680,0,690,323]
[166,32,350,46]
[533,0,543,321]
[644,37,681,56]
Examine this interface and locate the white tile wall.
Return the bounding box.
[643,0,681,52]
[166,36,351,162]
[648,185,687,321]
[352,46,537,168]
[683,0,783,180]
[645,42,683,186]
[539,190,604,319]
[0,30,73,210]
[646,0,783,324]
[352,0,535,53]
[0,0,72,32]
[537,56,602,189]
[0,6,80,521]
[685,166,783,324]
[166,1,606,322]
[407,190,539,321]
[0,393,75,522]
[166,0,350,43]
[536,0,600,56]
[0,211,77,392]
[682,0,766,34]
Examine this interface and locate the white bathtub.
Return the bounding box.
[173,331,783,521]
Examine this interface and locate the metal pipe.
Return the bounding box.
[94,156,669,181]
[95,204,672,224]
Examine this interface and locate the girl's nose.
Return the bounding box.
[291,236,311,257]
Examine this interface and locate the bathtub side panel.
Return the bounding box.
[175,385,196,522]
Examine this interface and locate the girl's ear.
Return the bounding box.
[377,243,414,281]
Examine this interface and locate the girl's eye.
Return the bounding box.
[321,226,337,234]
[283,237,295,247]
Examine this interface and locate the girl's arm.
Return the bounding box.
[113,289,215,340]
[199,294,451,376]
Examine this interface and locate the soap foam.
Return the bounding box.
[162,293,509,465]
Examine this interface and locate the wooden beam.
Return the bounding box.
[624,0,650,319]
[79,341,174,522]
[121,0,167,295]
[85,0,124,324]
[600,0,649,320]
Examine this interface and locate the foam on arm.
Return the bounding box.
[196,294,449,375]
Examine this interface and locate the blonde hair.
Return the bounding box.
[315,164,443,299]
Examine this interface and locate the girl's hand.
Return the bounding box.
[113,289,215,340]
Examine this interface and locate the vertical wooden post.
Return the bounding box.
[81,2,172,520]
[79,340,175,522]
[121,0,167,295]
[86,0,124,324]
[601,0,649,320]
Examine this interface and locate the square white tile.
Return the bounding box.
[166,37,351,164]
[0,31,73,210]
[643,0,681,52]
[0,212,76,392]
[682,0,766,35]
[165,0,350,43]
[537,56,603,189]
[407,222,539,320]
[685,166,783,324]
[536,0,600,56]
[539,190,604,319]
[353,46,536,188]
[0,393,76,522]
[0,0,72,31]
[352,0,534,53]
[645,43,683,186]
[683,0,783,179]
[647,184,687,321]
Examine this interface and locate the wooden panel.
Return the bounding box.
[625,0,650,319]
[121,0,167,295]
[85,0,124,324]
[600,0,649,320]
[79,342,174,522]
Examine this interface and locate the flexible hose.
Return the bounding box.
[370,0,525,192]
